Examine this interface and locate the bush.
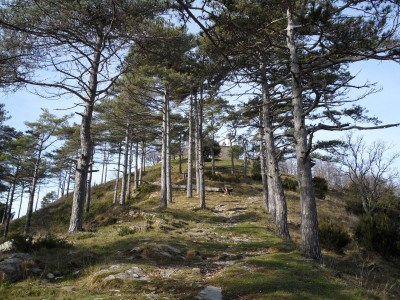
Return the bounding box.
[8,234,71,252]
[118,226,134,237]
[281,176,298,191]
[319,221,351,254]
[313,176,328,199]
[355,213,400,258]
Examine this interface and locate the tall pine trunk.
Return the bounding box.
[134,142,139,190]
[160,87,170,207]
[113,142,122,204]
[24,145,42,235]
[166,88,172,204]
[127,141,134,200]
[120,124,130,205]
[258,112,269,211]
[69,34,102,232]
[287,8,320,259]
[197,84,206,209]
[186,91,194,198]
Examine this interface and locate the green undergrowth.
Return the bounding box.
[0,159,399,299]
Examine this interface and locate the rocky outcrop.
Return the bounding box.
[0,253,37,282]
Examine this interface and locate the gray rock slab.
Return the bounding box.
[197,286,222,300]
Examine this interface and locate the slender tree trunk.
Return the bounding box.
[287,8,320,259]
[2,186,11,224]
[101,142,107,185]
[243,142,248,179]
[261,63,290,241]
[4,167,19,237]
[18,184,25,219]
[24,145,42,235]
[211,133,216,176]
[194,90,200,194]
[127,141,134,199]
[166,88,172,204]
[179,133,183,174]
[139,142,145,186]
[85,143,95,213]
[34,185,40,212]
[198,84,206,209]
[259,112,269,211]
[160,87,168,207]
[134,142,139,190]
[120,125,130,205]
[113,142,122,205]
[66,164,72,197]
[187,91,194,198]
[230,140,235,175]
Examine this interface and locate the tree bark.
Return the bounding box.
[287,8,321,259]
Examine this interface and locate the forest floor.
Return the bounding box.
[1,161,400,299]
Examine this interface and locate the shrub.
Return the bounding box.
[313,176,328,199]
[281,176,298,191]
[118,226,134,237]
[319,221,351,254]
[8,234,71,252]
[35,234,71,249]
[355,213,400,258]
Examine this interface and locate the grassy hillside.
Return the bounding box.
[0,159,399,299]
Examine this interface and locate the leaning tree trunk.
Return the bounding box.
[197,84,206,209]
[18,184,25,219]
[4,166,19,237]
[34,185,41,212]
[260,64,290,241]
[24,144,43,235]
[120,124,130,205]
[113,142,122,204]
[287,8,321,259]
[187,91,194,198]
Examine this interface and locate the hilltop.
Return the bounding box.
[0,160,399,299]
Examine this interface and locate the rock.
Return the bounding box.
[31,267,43,275]
[96,264,150,282]
[196,286,222,300]
[0,241,13,252]
[0,253,35,282]
[46,273,55,280]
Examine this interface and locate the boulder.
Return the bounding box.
[0,253,35,282]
